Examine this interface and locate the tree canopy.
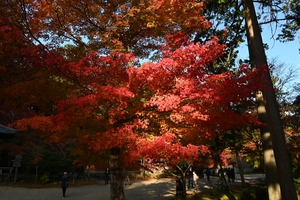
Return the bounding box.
[1,0,299,199]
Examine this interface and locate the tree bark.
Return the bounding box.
[243,0,297,199]
[109,147,125,200]
[35,164,38,184]
[256,92,281,199]
[235,151,246,187]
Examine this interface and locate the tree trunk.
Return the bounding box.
[176,173,186,199]
[35,164,38,184]
[179,169,187,197]
[109,147,125,200]
[235,151,246,187]
[218,163,228,190]
[243,0,297,199]
[256,92,281,199]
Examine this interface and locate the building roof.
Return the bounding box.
[0,124,16,138]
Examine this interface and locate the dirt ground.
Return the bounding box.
[0,174,265,200]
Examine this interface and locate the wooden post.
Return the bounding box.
[13,154,22,184]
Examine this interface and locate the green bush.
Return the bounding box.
[237,186,267,200]
[40,173,50,184]
[294,178,300,191]
[188,185,267,200]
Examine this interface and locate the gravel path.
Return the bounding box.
[0,178,176,200]
[0,174,265,200]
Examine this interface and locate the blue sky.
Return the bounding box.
[237,26,300,90]
[238,28,300,73]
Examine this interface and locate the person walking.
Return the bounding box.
[205,168,211,182]
[193,171,199,189]
[229,168,235,182]
[124,170,131,185]
[105,168,110,185]
[226,168,232,182]
[61,172,69,198]
[187,167,194,189]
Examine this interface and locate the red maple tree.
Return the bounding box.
[16,31,265,195]
[2,1,268,199]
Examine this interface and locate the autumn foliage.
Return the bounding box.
[0,0,267,173]
[11,33,265,170]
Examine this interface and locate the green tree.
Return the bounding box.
[243,0,297,199]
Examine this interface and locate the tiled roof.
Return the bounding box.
[0,124,16,134]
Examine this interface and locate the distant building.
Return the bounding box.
[0,124,16,167]
[0,124,16,139]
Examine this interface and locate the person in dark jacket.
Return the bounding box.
[187,167,194,189]
[228,168,235,182]
[61,172,69,198]
[105,168,110,184]
[205,168,211,181]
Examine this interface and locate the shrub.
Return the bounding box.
[40,173,50,184]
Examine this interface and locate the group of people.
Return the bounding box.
[61,166,235,197]
[226,167,235,182]
[187,167,199,189]
[187,167,211,189]
[187,166,235,190]
[61,168,131,198]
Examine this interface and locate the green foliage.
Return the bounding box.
[278,0,300,42]
[237,186,268,200]
[294,178,300,191]
[22,143,75,179]
[195,0,245,73]
[187,185,267,200]
[290,152,300,191]
[285,94,300,192]
[38,148,74,175]
[40,172,50,184]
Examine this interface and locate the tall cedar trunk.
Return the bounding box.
[243,0,297,199]
[109,147,125,200]
[256,92,281,199]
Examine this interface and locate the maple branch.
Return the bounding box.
[19,0,48,50]
[67,0,107,48]
[161,162,192,179]
[137,162,154,174]
[75,1,106,32]
[51,4,88,48]
[162,164,179,178]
